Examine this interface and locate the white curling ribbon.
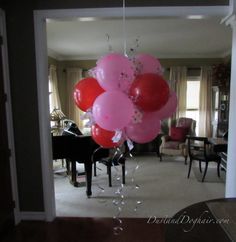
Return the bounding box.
[115,187,123,195]
[134,201,142,212]
[113,216,123,225]
[156,66,164,76]
[126,138,134,151]
[85,119,94,128]
[80,111,89,120]
[97,184,105,192]
[81,109,95,127]
[113,226,123,235]
[88,67,97,78]
[135,184,140,190]
[113,199,119,206]
[80,109,93,120]
[80,113,87,120]
[112,130,123,143]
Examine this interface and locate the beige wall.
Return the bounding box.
[161,58,224,79]
[160,58,223,67]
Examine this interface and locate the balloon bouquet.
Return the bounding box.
[74,53,177,149]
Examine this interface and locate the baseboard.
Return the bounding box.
[20,211,46,221]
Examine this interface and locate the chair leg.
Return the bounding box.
[94,161,97,177]
[159,153,162,162]
[199,161,202,173]
[187,158,193,178]
[202,162,208,182]
[107,165,112,187]
[122,164,125,185]
[217,161,221,178]
[184,156,187,165]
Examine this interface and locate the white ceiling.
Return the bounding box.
[46,11,232,60]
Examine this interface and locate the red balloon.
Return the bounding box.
[91,124,123,148]
[74,77,105,112]
[129,73,170,112]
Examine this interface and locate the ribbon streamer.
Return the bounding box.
[80,109,94,127]
[126,138,134,151]
[105,33,113,52]
[128,37,140,56]
[122,0,127,56]
[112,147,127,235]
[127,152,142,213]
[112,130,123,143]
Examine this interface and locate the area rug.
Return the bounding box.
[54,155,225,218]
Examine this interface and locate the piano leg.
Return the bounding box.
[84,161,92,198]
[70,160,79,187]
[66,159,70,175]
[68,159,92,197]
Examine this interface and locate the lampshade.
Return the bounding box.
[50,108,66,122]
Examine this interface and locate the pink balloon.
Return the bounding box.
[125,111,161,144]
[96,53,135,92]
[134,53,163,75]
[154,91,178,120]
[93,91,134,131]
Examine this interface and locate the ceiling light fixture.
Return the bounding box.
[77,17,97,22]
[186,15,204,20]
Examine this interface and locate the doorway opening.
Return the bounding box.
[34,6,229,221]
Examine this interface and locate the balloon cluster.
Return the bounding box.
[74,53,177,148]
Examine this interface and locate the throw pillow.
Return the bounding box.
[170,127,189,142]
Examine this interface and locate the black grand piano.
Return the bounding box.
[51,123,109,197]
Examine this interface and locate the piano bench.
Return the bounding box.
[97,156,126,187]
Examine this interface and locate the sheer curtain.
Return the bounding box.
[199,66,212,137]
[49,65,61,112]
[169,66,187,119]
[66,67,83,130]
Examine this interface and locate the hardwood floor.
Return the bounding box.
[1,217,165,242]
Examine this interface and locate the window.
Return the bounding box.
[211,86,219,137]
[48,77,54,113]
[186,77,200,135]
[48,65,61,113]
[212,86,219,122]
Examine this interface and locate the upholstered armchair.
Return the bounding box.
[159,117,196,164]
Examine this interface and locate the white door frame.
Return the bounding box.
[34,6,229,221]
[0,9,20,224]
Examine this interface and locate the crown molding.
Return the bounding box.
[47,48,64,60]
[47,51,230,61]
